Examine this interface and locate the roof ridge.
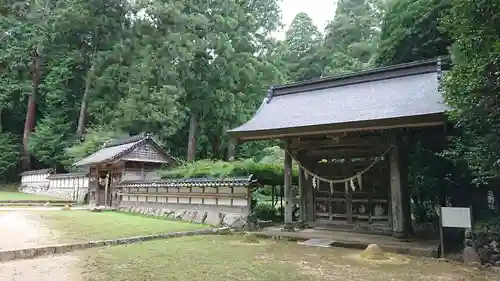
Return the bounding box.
[272,58,448,97]
[103,134,148,148]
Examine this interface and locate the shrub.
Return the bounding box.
[253,203,278,221]
[473,216,500,248]
[161,159,299,186]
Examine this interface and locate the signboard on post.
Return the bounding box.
[439,206,473,258]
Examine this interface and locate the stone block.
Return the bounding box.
[54,244,74,254]
[223,213,245,228]
[0,250,16,262]
[71,243,90,251]
[15,248,35,259]
[194,212,208,224]
[88,241,106,248]
[165,210,175,218]
[34,246,56,257]
[184,211,198,222]
[218,212,227,227]
[464,246,481,265]
[175,210,187,220]
[205,211,223,226]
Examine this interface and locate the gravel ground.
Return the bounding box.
[0,211,82,281]
[0,254,81,281]
[0,212,60,251]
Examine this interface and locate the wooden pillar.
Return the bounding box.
[298,167,306,221]
[284,144,293,227]
[389,136,411,238]
[306,173,314,222]
[105,172,110,207]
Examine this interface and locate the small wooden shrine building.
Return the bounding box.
[228,59,447,237]
[73,134,180,207]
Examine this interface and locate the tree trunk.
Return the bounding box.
[186,113,198,162]
[23,46,41,170]
[226,138,237,161]
[76,63,95,137]
[0,107,3,133]
[211,135,220,159]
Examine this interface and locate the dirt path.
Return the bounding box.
[0,212,60,250]
[0,254,82,281]
[0,211,83,281]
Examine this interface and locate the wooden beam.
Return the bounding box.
[305,148,383,157]
[290,136,388,149]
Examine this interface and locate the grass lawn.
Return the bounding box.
[75,235,494,281]
[37,211,208,243]
[0,191,63,201]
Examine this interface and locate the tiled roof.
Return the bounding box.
[73,139,143,167]
[20,169,54,176]
[103,134,146,148]
[228,59,448,139]
[73,135,178,167]
[118,175,258,188]
[47,172,88,179]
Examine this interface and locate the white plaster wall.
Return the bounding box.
[119,186,249,209]
[47,176,90,203]
[20,172,89,204]
[20,171,52,195]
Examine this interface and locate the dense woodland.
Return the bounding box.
[1,0,500,216]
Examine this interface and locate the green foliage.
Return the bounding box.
[162,159,298,186]
[375,0,452,66]
[64,126,128,169]
[29,113,76,170]
[320,0,383,75]
[441,0,500,184]
[162,146,298,185]
[282,12,323,82]
[475,216,500,235]
[0,132,21,180]
[253,203,278,221]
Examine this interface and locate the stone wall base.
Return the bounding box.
[117,201,248,229]
[20,185,88,204]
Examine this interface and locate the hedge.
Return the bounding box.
[161,159,299,186]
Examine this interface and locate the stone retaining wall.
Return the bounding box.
[117,202,248,229]
[0,228,224,262]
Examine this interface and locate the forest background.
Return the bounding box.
[1,0,499,220]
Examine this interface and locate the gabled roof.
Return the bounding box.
[20,168,54,176]
[47,172,88,179]
[228,59,448,140]
[73,135,181,167]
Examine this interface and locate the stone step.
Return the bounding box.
[298,238,336,248]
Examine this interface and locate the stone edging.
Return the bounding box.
[0,228,227,263]
[0,200,75,204]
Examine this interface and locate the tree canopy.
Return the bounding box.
[0,0,499,203]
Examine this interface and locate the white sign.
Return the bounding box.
[441,207,472,228]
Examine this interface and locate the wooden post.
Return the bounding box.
[389,135,411,238]
[298,167,306,221]
[306,172,314,222]
[284,143,293,227]
[346,181,353,223]
[105,172,110,207]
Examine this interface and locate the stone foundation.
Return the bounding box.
[117,201,248,229]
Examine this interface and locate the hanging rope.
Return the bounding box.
[286,145,394,191]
